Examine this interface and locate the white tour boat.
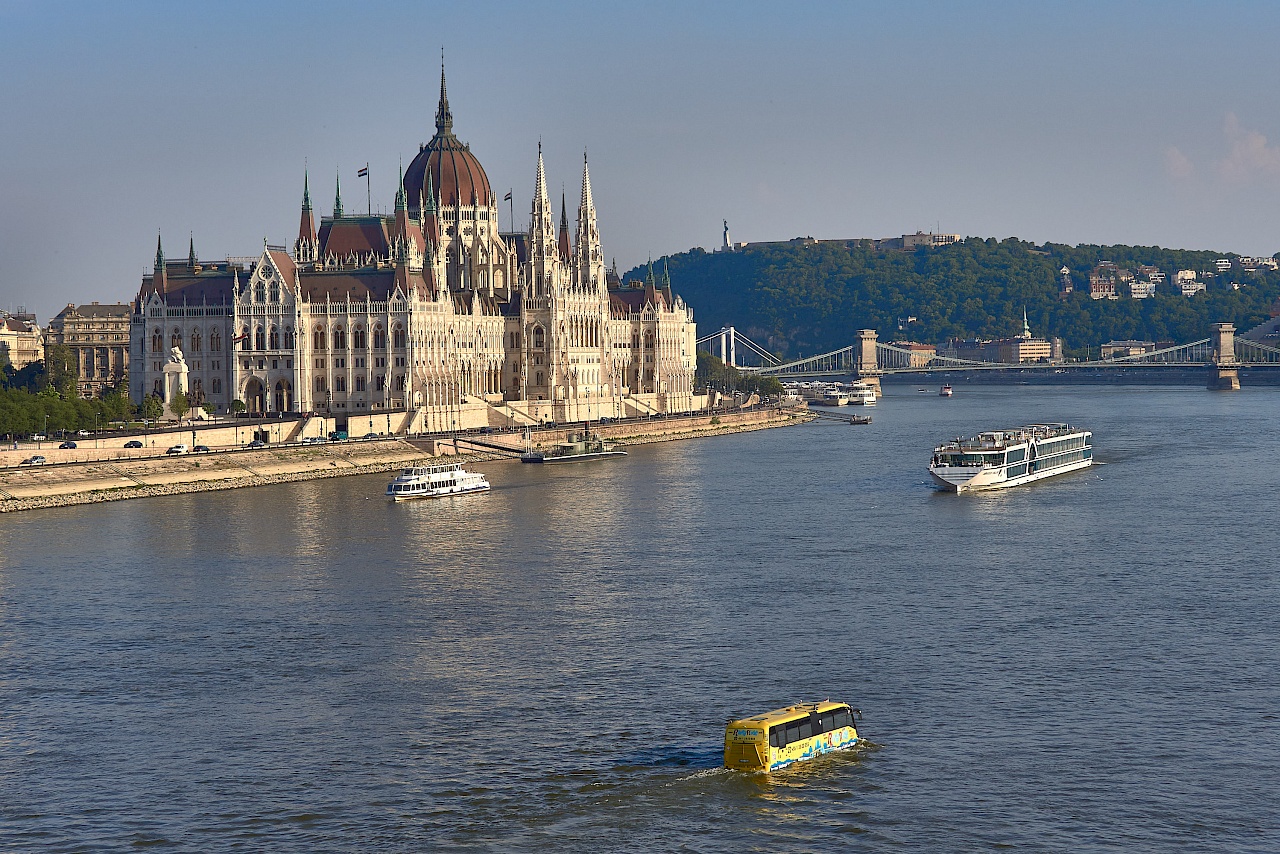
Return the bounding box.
[939,385,953,397]
[386,462,491,500]
[849,382,876,406]
[929,423,1092,493]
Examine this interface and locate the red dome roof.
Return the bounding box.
[404,70,492,211]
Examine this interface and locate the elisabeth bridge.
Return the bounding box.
[697,322,1280,391]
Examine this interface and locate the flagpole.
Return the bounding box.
[365,163,371,216]
[508,189,513,237]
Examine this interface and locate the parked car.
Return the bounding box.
[123,440,144,449]
[166,444,189,455]
[302,436,328,445]
[192,445,211,453]
[30,433,46,442]
[21,455,46,465]
[58,441,77,449]
[362,432,380,439]
[246,439,267,449]
[76,430,91,437]
[328,430,348,441]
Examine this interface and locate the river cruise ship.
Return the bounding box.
[929,423,1092,493]
[386,462,490,500]
[724,701,861,772]
[848,382,876,405]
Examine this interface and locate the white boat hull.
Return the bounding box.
[929,457,1092,493]
[389,483,491,500]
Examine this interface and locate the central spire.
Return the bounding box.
[435,53,453,136]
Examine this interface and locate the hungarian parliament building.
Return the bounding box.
[130,71,697,429]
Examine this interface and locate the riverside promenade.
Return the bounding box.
[0,408,809,513]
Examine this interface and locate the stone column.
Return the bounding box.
[1209,322,1240,391]
[855,329,882,396]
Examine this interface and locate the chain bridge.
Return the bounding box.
[700,323,1280,391]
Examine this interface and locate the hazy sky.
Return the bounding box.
[3,0,1280,321]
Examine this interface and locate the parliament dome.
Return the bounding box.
[404,70,492,211]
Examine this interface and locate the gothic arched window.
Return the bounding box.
[333,326,346,350]
[191,329,202,353]
[313,326,326,351]
[353,326,366,349]
[373,325,386,349]
[269,327,280,349]
[393,325,406,349]
[210,329,221,352]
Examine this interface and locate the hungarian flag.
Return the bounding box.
[357,166,369,178]
[503,191,512,201]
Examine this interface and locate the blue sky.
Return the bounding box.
[3,0,1280,320]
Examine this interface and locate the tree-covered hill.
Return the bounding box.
[625,238,1280,358]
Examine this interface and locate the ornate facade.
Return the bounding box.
[46,303,130,395]
[130,70,697,426]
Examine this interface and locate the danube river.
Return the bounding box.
[2,385,1278,851]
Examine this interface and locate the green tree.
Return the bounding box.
[230,399,246,415]
[170,391,190,421]
[141,395,163,422]
[40,343,78,398]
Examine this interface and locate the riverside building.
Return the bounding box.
[130,70,697,430]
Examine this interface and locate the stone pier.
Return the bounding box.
[1209,322,1241,391]
[855,329,882,396]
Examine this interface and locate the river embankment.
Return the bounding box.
[0,407,809,513]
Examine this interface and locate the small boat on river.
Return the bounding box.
[520,430,627,464]
[386,462,490,500]
[849,414,872,425]
[939,385,954,397]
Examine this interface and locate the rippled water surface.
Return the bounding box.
[2,385,1279,851]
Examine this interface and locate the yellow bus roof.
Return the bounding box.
[727,700,850,728]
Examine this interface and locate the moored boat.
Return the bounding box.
[929,423,1092,493]
[386,462,490,500]
[848,382,876,406]
[724,701,861,772]
[520,430,627,464]
[849,414,872,425]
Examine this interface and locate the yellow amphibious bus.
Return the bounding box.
[724,701,861,771]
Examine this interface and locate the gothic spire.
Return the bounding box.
[302,168,312,211]
[154,232,164,270]
[395,163,407,212]
[579,150,594,212]
[558,191,571,261]
[188,233,197,268]
[435,55,453,136]
[333,171,344,218]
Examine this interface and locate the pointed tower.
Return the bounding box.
[333,172,344,218]
[558,192,572,263]
[187,234,197,269]
[296,170,318,263]
[154,232,168,294]
[1021,308,1032,339]
[529,143,558,294]
[575,151,605,294]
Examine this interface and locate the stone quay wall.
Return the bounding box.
[0,408,809,513]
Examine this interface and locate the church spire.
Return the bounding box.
[297,169,318,263]
[558,192,571,262]
[435,54,453,136]
[530,142,555,261]
[333,171,344,218]
[155,232,164,270]
[188,233,197,268]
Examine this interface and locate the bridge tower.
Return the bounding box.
[855,329,882,395]
[1209,322,1241,390]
